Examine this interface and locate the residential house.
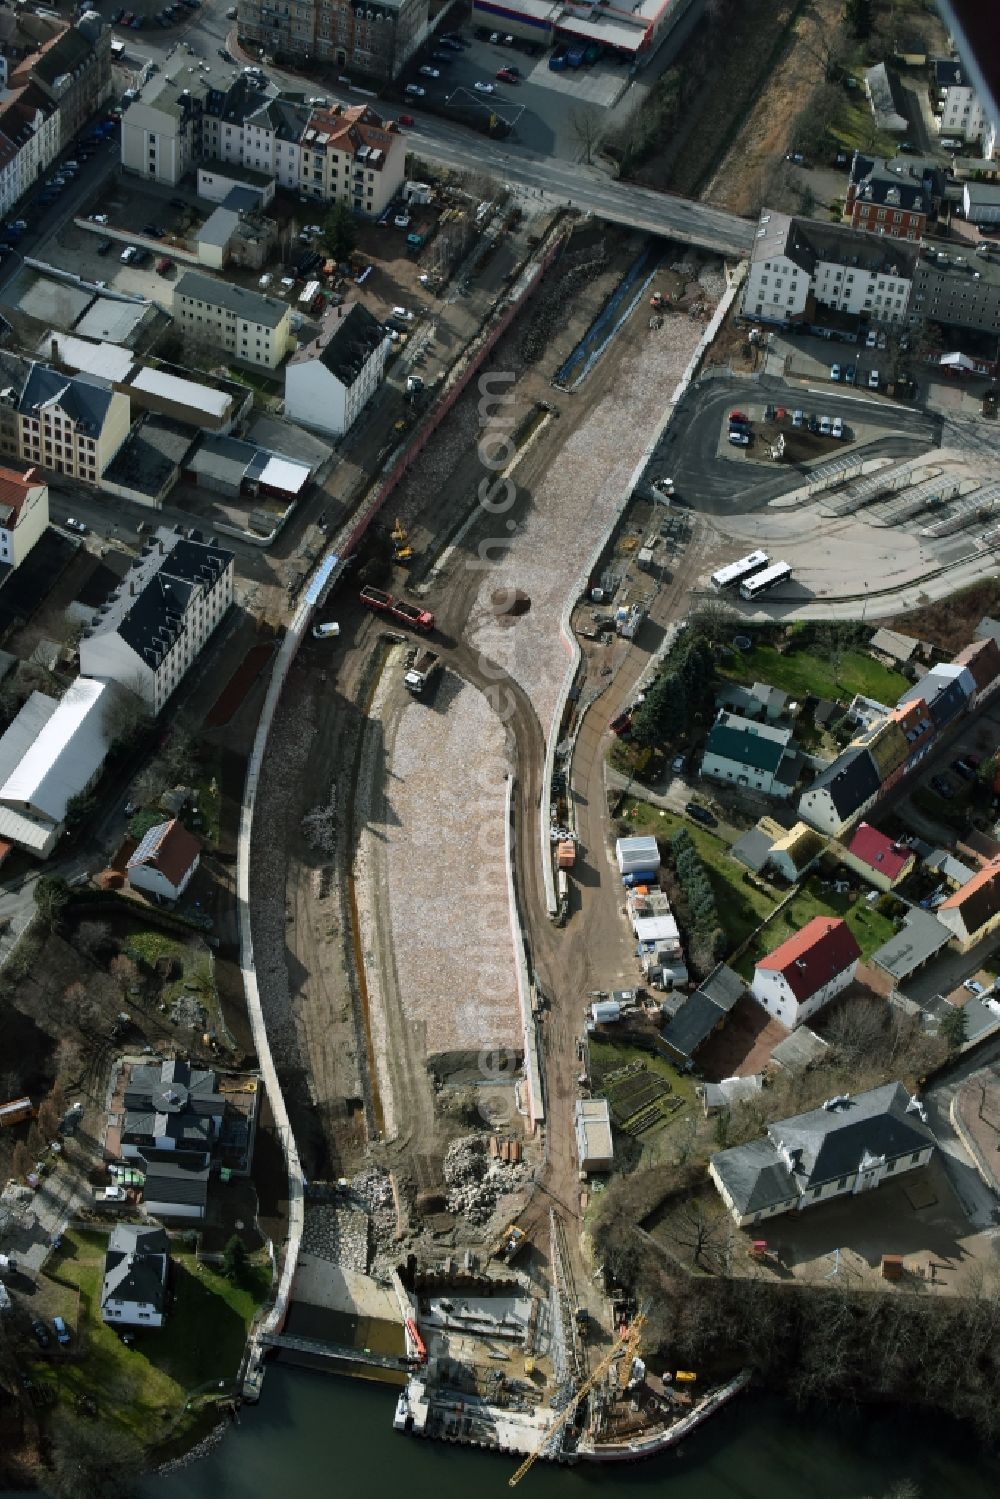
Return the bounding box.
[933,4,999,160]
[661,965,745,1064]
[79,526,234,714]
[126,817,200,903]
[798,746,881,836]
[284,303,389,438]
[766,821,826,883]
[100,1224,169,1327]
[963,182,1000,225]
[16,363,130,482]
[838,822,915,891]
[700,711,800,799]
[0,465,48,570]
[716,680,790,721]
[936,858,1000,950]
[897,663,973,728]
[952,637,1000,709]
[933,59,989,146]
[846,153,930,242]
[864,62,909,134]
[237,0,430,83]
[0,677,117,857]
[120,1059,225,1163]
[10,13,112,152]
[751,916,861,1027]
[743,210,917,329]
[139,1153,211,1220]
[298,103,405,216]
[173,271,293,371]
[574,1098,613,1174]
[0,82,60,208]
[709,1083,936,1227]
[729,824,776,873]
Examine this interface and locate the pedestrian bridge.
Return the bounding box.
[260,1331,411,1372]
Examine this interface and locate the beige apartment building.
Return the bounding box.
[299,104,404,215]
[173,271,294,370]
[16,364,130,483]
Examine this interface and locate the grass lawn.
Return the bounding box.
[829,88,899,158]
[32,1231,267,1445]
[719,642,908,706]
[589,1037,699,1164]
[736,875,900,977]
[185,743,223,845]
[620,799,778,951]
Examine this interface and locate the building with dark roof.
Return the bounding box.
[102,414,195,508]
[16,362,130,483]
[285,303,389,438]
[870,908,952,984]
[743,209,917,330]
[710,1082,936,1227]
[79,524,233,713]
[700,711,800,799]
[139,1151,211,1220]
[751,916,861,1027]
[11,13,112,150]
[845,152,931,242]
[661,965,745,1063]
[173,270,293,371]
[120,1059,225,1162]
[864,61,909,135]
[798,746,881,836]
[937,858,1000,951]
[100,1224,169,1327]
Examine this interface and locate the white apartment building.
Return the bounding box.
[0,465,47,569]
[934,59,990,146]
[207,95,307,192]
[16,363,130,482]
[284,302,388,438]
[0,84,60,201]
[744,210,918,328]
[79,526,234,714]
[173,270,293,370]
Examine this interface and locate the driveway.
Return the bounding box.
[923,1037,1000,1231]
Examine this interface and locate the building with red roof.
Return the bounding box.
[840,822,916,892]
[126,818,201,904]
[0,465,47,571]
[752,916,861,1027]
[937,858,1000,951]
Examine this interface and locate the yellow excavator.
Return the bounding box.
[391,517,413,565]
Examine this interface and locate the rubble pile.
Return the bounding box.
[519,245,609,365]
[302,1203,370,1272]
[302,790,337,858]
[444,1135,526,1225]
[352,1167,396,1247]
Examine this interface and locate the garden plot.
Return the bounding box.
[358,664,520,1078]
[604,1061,682,1138]
[467,312,707,733]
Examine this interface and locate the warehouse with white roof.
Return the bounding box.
[0,677,117,857]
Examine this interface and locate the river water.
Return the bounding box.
[138,1367,1000,1499]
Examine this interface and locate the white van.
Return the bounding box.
[312,621,340,639]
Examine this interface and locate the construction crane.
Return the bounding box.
[508,1314,645,1488]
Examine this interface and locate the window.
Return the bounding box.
[910,1150,921,1163]
[837,1176,848,1189]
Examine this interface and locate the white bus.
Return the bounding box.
[711,550,769,592]
[740,562,792,600]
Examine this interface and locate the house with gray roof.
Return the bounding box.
[709,1083,936,1227]
[79,524,233,714]
[16,362,130,483]
[285,303,389,438]
[100,1224,169,1327]
[661,965,745,1064]
[173,270,293,371]
[700,711,801,799]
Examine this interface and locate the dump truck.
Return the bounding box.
[359,585,434,632]
[491,1222,528,1264]
[404,649,440,694]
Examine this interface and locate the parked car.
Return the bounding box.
[865,329,877,348]
[832,416,844,438]
[396,114,415,126]
[52,1316,70,1345]
[830,363,841,381]
[686,802,717,828]
[404,84,426,97]
[31,1319,51,1348]
[844,364,856,384]
[120,245,136,263]
[474,81,495,93]
[156,256,174,274]
[792,408,803,426]
[497,67,518,82]
[963,978,985,995]
[729,410,750,425]
[142,222,164,237]
[394,212,411,228]
[672,754,686,773]
[96,239,112,255]
[952,757,976,781]
[868,369,879,389]
[312,622,340,640]
[931,775,955,799]
[418,66,440,77]
[728,430,750,446]
[609,710,633,737]
[819,415,832,435]
[65,517,88,534]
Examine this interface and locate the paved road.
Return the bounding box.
[923,1039,1000,1231]
[115,10,755,257]
[646,374,941,515]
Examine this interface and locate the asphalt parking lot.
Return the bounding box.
[404,32,632,159]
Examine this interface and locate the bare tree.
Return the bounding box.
[12,1139,28,1179]
[570,107,605,166]
[77,920,112,961]
[104,683,151,751]
[669,1196,726,1269]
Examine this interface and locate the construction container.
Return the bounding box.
[591,1000,621,1025]
[557,840,576,869]
[616,835,660,875]
[881,1254,904,1281]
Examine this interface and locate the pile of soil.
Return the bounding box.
[491,589,530,621]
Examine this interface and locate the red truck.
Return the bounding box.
[360,586,434,633]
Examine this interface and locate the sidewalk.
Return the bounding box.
[952,1066,1000,1196]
